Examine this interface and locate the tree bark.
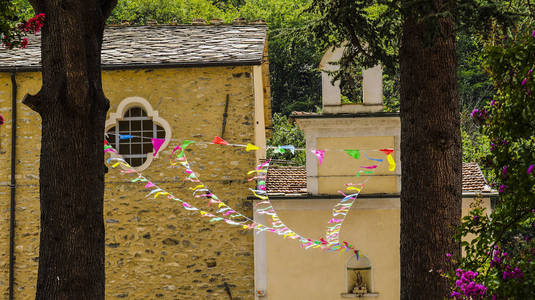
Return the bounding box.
[399,1,461,298]
[24,1,116,299]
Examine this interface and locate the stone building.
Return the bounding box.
[0,24,271,299]
[252,48,497,300]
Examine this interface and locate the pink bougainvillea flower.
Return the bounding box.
[528,165,534,174]
[502,165,508,177]
[521,78,528,86]
[532,29,535,37]
[0,114,4,125]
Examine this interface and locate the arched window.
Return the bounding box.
[105,97,171,170]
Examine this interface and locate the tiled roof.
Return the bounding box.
[0,25,267,71]
[266,165,307,195]
[462,162,492,193]
[265,162,493,196]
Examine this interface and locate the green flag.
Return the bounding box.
[344,149,361,159]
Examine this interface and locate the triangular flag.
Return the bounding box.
[119,134,134,140]
[364,153,383,162]
[313,150,325,165]
[344,149,361,159]
[172,145,182,155]
[280,145,295,154]
[387,154,396,172]
[181,140,195,149]
[379,149,394,155]
[151,138,165,157]
[212,136,228,145]
[245,143,260,151]
[273,146,285,154]
[145,181,156,189]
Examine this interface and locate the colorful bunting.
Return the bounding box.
[104,134,397,258]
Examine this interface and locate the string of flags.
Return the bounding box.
[106,133,396,170]
[104,135,397,258]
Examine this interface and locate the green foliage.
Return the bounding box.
[11,0,34,20]
[108,0,230,24]
[450,24,535,299]
[461,128,490,164]
[266,113,306,165]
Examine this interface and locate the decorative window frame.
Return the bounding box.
[105,96,172,171]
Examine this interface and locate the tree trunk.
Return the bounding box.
[23,1,116,298]
[399,1,461,298]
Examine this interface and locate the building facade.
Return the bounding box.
[0,24,270,299]
[253,48,496,300]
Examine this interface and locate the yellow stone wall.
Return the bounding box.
[0,65,266,299]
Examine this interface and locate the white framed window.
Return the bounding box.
[105,97,171,171]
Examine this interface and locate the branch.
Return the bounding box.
[22,93,42,114]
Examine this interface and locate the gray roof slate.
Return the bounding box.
[0,25,267,71]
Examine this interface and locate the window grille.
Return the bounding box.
[106,106,165,167]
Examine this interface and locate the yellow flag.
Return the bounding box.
[387,154,396,172]
[245,143,260,152]
[346,186,361,192]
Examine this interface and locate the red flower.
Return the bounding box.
[20,38,28,49]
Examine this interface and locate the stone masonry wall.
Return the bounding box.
[0,66,260,299]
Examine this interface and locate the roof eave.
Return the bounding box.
[291,112,401,119]
[248,191,498,200]
[0,59,263,73]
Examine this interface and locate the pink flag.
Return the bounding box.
[145,181,156,189]
[313,150,325,165]
[151,138,165,156]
